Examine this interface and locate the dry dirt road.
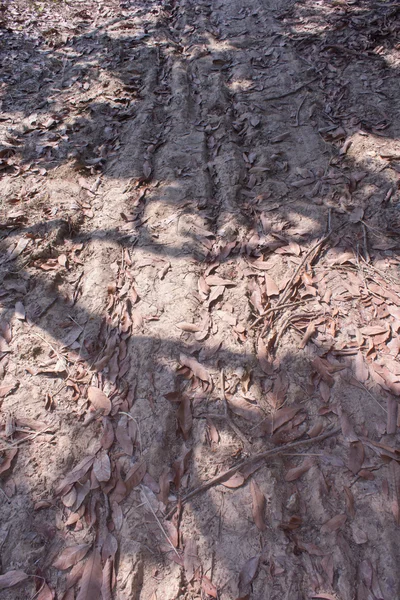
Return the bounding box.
[0,0,400,598]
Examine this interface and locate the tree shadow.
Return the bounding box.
[1,0,400,598]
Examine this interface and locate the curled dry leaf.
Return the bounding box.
[250,480,266,531]
[76,549,103,600]
[257,336,273,375]
[179,354,211,383]
[100,417,114,450]
[205,276,236,287]
[0,570,29,590]
[176,322,201,332]
[87,387,111,416]
[37,582,54,600]
[0,447,18,476]
[321,514,347,533]
[53,544,92,570]
[237,555,260,600]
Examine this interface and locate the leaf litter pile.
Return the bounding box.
[0,0,399,598]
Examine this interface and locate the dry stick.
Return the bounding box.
[248,300,305,331]
[263,77,319,101]
[165,427,340,519]
[277,230,334,309]
[220,371,251,450]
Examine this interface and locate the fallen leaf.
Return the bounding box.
[87,387,111,415]
[101,557,113,600]
[321,514,347,533]
[116,415,134,455]
[184,538,199,583]
[176,322,201,332]
[348,441,364,475]
[222,472,245,489]
[100,418,114,450]
[53,544,92,570]
[205,276,235,287]
[390,460,400,525]
[124,460,146,493]
[179,354,211,383]
[250,480,266,531]
[55,454,96,496]
[257,336,273,375]
[228,396,263,422]
[0,447,17,476]
[354,351,368,384]
[202,575,218,598]
[76,549,103,600]
[264,274,279,296]
[93,451,111,482]
[285,457,314,482]
[177,395,192,440]
[0,570,29,590]
[37,582,54,600]
[15,301,25,320]
[237,555,260,599]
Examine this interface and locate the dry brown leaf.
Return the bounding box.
[158,467,173,506]
[299,322,316,349]
[76,549,103,600]
[237,555,260,599]
[176,322,201,332]
[354,351,369,384]
[347,441,364,475]
[125,460,146,493]
[339,409,358,442]
[116,415,134,455]
[37,582,54,600]
[0,570,29,590]
[250,480,266,531]
[93,451,111,482]
[201,575,218,598]
[205,276,235,287]
[87,387,111,416]
[285,457,314,482]
[227,396,263,422]
[264,274,279,296]
[344,486,355,518]
[222,472,245,489]
[0,447,17,476]
[320,514,347,533]
[389,460,400,525]
[360,325,388,336]
[183,538,199,583]
[55,455,96,496]
[179,354,211,383]
[100,417,114,450]
[257,336,273,375]
[101,557,113,600]
[312,357,334,386]
[177,395,192,440]
[53,544,91,570]
[173,445,192,489]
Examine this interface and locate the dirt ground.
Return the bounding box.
[0,0,400,598]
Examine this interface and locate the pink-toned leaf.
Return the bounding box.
[202,575,218,598]
[177,395,192,440]
[0,447,17,476]
[0,570,29,590]
[184,538,199,583]
[238,555,260,599]
[227,396,263,422]
[53,544,91,570]
[264,274,279,296]
[101,557,113,600]
[124,460,146,493]
[93,451,111,482]
[250,480,266,531]
[37,582,54,600]
[257,336,273,375]
[285,457,314,482]
[321,514,347,533]
[55,455,96,496]
[179,354,211,383]
[347,441,364,475]
[76,549,103,600]
[87,387,111,415]
[100,417,114,450]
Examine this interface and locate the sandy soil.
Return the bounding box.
[0,0,400,598]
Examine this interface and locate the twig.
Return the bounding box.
[277,229,335,308]
[249,300,306,330]
[0,426,55,452]
[291,94,307,127]
[264,78,318,101]
[165,427,340,519]
[140,486,180,558]
[220,371,252,450]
